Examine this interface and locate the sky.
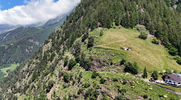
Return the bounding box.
[0,0,80,25]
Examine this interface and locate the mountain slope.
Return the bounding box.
[0,13,66,82]
[0,0,181,99]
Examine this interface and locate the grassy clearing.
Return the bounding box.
[92,28,181,72]
[0,63,19,77]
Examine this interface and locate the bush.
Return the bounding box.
[118,88,126,94]
[87,36,94,48]
[82,33,89,42]
[152,39,159,44]
[101,93,109,100]
[85,59,92,71]
[92,70,99,78]
[176,59,181,65]
[46,80,54,93]
[139,32,148,40]
[168,47,178,56]
[74,42,81,56]
[64,56,69,67]
[115,94,127,100]
[85,89,99,100]
[100,29,104,36]
[100,77,106,84]
[77,89,82,95]
[165,69,172,74]
[123,79,127,85]
[68,59,76,70]
[143,94,148,99]
[173,55,180,60]
[151,70,158,80]
[63,73,70,83]
[75,56,81,63]
[113,78,118,82]
[120,59,126,65]
[84,83,90,88]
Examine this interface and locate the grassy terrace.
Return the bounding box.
[91,27,181,72]
[156,83,181,92]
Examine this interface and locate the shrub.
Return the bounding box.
[120,59,126,65]
[151,70,158,80]
[100,29,104,36]
[58,71,63,78]
[165,69,172,74]
[92,70,99,78]
[77,89,82,95]
[63,73,70,83]
[123,79,127,85]
[85,59,92,71]
[176,59,181,65]
[74,42,81,57]
[68,59,76,70]
[82,33,89,42]
[101,93,109,100]
[143,94,148,99]
[110,60,113,65]
[118,88,126,94]
[64,56,69,67]
[87,36,94,48]
[113,78,118,82]
[173,55,180,60]
[152,39,159,44]
[168,47,178,56]
[89,56,94,61]
[50,53,55,62]
[100,77,106,84]
[46,80,54,93]
[139,32,148,40]
[115,94,127,100]
[84,83,90,88]
[75,56,81,63]
[71,78,75,84]
[48,80,54,89]
[85,89,99,100]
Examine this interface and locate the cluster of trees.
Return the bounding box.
[124,62,139,74]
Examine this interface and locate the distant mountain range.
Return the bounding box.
[0,13,68,34]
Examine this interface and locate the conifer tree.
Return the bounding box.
[143,67,147,78]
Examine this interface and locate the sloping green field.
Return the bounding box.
[93,28,181,72]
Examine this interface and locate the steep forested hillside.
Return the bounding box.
[0,15,66,82]
[0,0,181,99]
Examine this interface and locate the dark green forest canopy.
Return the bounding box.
[1,0,181,99]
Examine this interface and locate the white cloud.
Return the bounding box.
[0,0,80,25]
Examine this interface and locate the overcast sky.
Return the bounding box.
[0,0,80,25]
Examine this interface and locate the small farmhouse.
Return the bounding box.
[162,74,181,86]
[121,47,132,51]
